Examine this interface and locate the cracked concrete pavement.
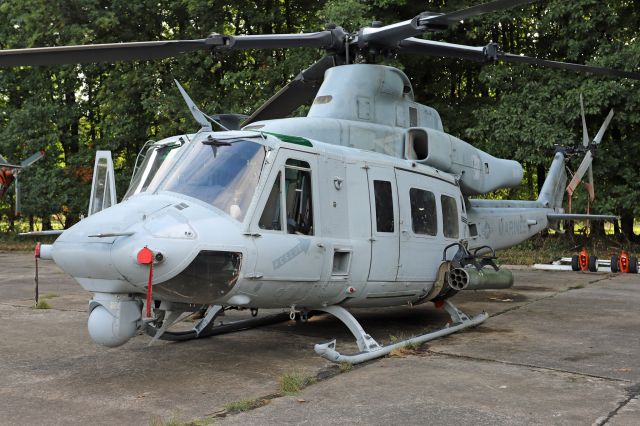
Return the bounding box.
[1,251,639,425]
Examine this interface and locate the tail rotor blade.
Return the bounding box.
[580,94,589,147]
[586,165,595,202]
[566,151,593,195]
[20,150,44,168]
[593,109,614,145]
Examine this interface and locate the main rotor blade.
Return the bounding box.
[592,109,614,144]
[0,32,338,67]
[243,55,336,126]
[0,40,213,67]
[361,0,538,46]
[424,0,539,28]
[499,53,640,80]
[215,32,337,51]
[398,39,640,81]
[566,151,593,195]
[398,38,487,61]
[580,94,589,147]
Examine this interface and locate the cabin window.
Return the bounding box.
[409,188,437,236]
[373,180,394,233]
[441,195,459,238]
[259,172,282,231]
[285,159,313,235]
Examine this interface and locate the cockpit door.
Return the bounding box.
[88,150,117,215]
[250,149,325,286]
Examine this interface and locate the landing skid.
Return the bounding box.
[144,305,291,342]
[314,301,488,364]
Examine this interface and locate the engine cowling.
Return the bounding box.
[405,127,523,195]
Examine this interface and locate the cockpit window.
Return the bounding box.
[149,136,266,221]
[124,142,182,200]
[285,159,313,235]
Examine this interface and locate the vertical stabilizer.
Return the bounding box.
[537,152,566,209]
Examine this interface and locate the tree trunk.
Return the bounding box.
[42,215,51,231]
[621,214,636,241]
[65,214,80,229]
[591,220,605,237]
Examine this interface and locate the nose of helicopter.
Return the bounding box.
[52,193,247,298]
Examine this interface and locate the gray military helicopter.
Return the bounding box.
[3,0,638,364]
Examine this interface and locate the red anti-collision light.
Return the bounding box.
[34,242,41,258]
[137,247,154,265]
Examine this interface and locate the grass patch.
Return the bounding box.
[388,334,421,357]
[33,293,59,309]
[149,414,215,426]
[338,361,353,372]
[34,299,51,309]
[278,371,316,395]
[224,398,265,413]
[41,293,59,299]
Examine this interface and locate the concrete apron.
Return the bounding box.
[1,251,639,425]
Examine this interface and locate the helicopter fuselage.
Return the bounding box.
[54,130,469,310]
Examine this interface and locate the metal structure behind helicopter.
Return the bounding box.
[0,151,44,215]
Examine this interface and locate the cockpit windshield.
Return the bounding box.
[124,141,183,200]
[147,136,267,221]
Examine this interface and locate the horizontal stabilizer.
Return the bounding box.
[547,213,618,221]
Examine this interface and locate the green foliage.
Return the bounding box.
[223,398,263,413]
[34,299,51,309]
[338,361,353,372]
[278,371,315,395]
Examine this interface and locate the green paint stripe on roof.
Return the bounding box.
[263,131,312,147]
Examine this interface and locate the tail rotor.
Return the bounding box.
[565,95,614,213]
